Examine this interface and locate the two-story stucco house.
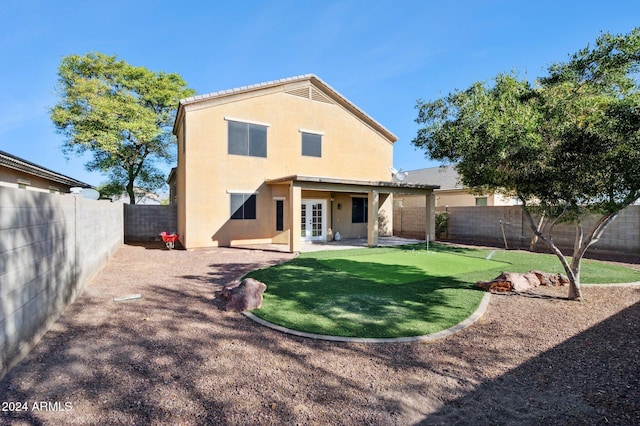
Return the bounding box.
[172,74,437,252]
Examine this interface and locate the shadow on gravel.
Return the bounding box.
[1,244,638,425]
[0,244,499,424]
[126,241,187,251]
[419,299,640,425]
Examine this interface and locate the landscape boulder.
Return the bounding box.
[219,278,267,312]
[476,270,569,293]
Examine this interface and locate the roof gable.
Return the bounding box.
[174,74,397,143]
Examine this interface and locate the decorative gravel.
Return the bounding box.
[1,243,638,425]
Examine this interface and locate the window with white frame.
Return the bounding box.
[275,199,284,231]
[228,120,267,158]
[230,193,257,220]
[301,131,322,157]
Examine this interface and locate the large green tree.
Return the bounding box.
[51,52,195,203]
[413,28,640,300]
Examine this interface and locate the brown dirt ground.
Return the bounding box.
[1,243,639,425]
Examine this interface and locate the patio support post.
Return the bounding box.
[426,190,435,242]
[367,189,379,247]
[289,184,302,253]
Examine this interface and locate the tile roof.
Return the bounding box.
[398,165,462,190]
[180,74,316,105]
[0,150,92,188]
[175,74,397,142]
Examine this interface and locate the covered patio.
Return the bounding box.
[265,175,438,253]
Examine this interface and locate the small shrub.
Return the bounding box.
[435,212,449,239]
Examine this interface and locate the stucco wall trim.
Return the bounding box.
[226,190,260,194]
[298,128,325,135]
[224,116,271,127]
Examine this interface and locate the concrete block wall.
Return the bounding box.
[439,205,640,259]
[444,206,526,248]
[76,196,123,285]
[0,187,122,377]
[124,204,177,242]
[393,205,427,240]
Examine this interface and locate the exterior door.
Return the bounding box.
[301,199,326,241]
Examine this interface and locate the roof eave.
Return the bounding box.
[0,150,93,188]
[172,74,398,143]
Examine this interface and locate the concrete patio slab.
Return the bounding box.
[234,236,425,253]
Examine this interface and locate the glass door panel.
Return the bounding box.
[301,200,326,241]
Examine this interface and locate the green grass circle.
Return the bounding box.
[247,244,639,338]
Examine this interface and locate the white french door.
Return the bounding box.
[300,199,326,242]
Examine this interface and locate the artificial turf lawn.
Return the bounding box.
[247,243,640,338]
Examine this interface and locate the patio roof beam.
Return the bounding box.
[266,175,438,195]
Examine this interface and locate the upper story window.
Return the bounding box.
[300,130,322,157]
[227,119,268,158]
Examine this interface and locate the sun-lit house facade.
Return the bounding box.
[172,75,436,252]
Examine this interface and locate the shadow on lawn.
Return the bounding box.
[247,256,483,338]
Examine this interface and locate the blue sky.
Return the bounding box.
[1,0,639,188]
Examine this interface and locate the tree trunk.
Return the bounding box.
[522,206,582,300]
[523,206,620,301]
[529,214,545,251]
[568,254,583,300]
[126,181,136,204]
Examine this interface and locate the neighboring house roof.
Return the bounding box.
[173,74,398,143]
[0,149,92,188]
[397,165,462,190]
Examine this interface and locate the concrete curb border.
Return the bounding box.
[582,282,640,287]
[243,292,491,344]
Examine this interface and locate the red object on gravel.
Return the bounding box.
[160,232,179,249]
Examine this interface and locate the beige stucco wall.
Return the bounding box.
[0,167,73,194]
[177,81,395,249]
[398,189,517,209]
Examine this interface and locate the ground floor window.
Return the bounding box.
[230,193,257,219]
[352,197,368,223]
[475,197,488,206]
[276,200,284,231]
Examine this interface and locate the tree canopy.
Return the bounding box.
[51,52,195,203]
[413,28,640,300]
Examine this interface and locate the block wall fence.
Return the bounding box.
[0,187,123,378]
[394,203,640,260]
[124,204,177,242]
[393,205,428,240]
